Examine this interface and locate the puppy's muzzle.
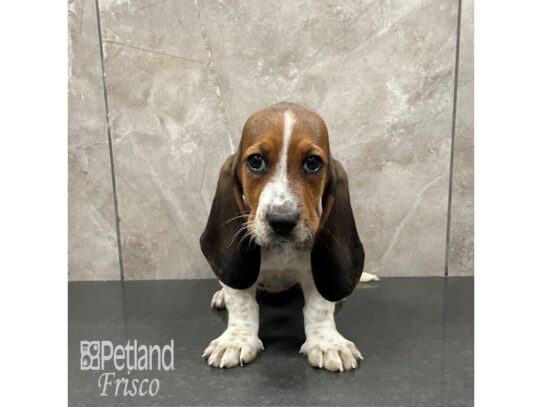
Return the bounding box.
[266,211,299,236]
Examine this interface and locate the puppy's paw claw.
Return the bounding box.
[203,330,263,368]
[300,333,362,372]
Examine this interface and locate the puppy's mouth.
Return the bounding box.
[268,233,298,247]
[250,224,314,249]
[272,239,313,250]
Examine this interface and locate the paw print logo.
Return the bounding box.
[80,341,100,370]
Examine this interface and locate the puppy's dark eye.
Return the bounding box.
[247,154,266,173]
[303,155,322,173]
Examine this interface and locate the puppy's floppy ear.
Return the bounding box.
[311,158,365,302]
[200,154,260,289]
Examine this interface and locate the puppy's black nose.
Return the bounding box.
[267,212,299,236]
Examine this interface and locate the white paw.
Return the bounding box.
[300,331,363,372]
[210,288,226,309]
[360,272,380,283]
[202,330,264,368]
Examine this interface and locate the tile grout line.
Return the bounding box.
[194,0,235,153]
[94,0,125,280]
[445,0,463,277]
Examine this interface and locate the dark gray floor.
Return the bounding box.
[68,277,473,407]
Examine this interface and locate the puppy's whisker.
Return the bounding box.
[227,222,249,247]
[237,226,253,249]
[237,219,259,248]
[248,232,257,248]
[237,232,251,248]
[318,225,340,249]
[219,213,250,229]
[245,220,258,248]
[231,218,256,249]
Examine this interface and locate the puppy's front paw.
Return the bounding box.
[202,330,264,368]
[210,288,226,309]
[300,331,363,372]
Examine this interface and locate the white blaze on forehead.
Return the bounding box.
[256,110,297,218]
[264,110,297,213]
[276,110,295,182]
[252,109,306,245]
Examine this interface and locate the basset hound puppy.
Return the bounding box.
[200,102,365,372]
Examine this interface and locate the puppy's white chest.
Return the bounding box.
[257,246,311,293]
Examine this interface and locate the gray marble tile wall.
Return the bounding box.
[68,0,120,280]
[68,0,474,280]
[448,0,474,276]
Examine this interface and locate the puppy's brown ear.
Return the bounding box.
[200,154,260,289]
[311,158,365,302]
